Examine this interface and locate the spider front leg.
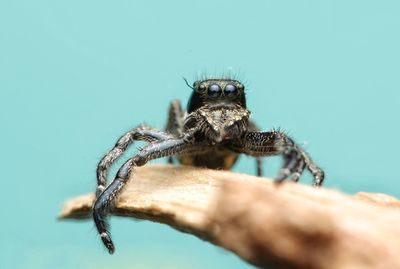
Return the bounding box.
[164,100,184,164]
[96,125,173,196]
[228,130,324,186]
[248,120,264,177]
[93,136,201,254]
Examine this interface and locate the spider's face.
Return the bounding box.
[187,79,246,113]
[185,79,249,143]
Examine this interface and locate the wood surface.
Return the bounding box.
[59,165,400,269]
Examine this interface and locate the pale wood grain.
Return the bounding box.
[59,165,400,269]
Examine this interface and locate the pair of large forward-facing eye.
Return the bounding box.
[205,84,240,98]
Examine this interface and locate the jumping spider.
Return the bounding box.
[93,77,325,254]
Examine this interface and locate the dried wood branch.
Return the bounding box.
[59,165,400,269]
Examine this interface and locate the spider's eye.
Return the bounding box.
[199,83,206,91]
[224,84,238,97]
[207,84,222,97]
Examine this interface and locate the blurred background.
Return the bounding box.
[1,1,399,268]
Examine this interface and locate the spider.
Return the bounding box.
[93,77,325,254]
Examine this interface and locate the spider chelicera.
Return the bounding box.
[93,77,325,254]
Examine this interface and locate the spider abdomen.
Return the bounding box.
[179,146,239,170]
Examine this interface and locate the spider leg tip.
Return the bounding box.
[101,232,115,254]
[107,245,115,255]
[273,177,286,186]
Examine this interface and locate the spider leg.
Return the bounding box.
[96,125,173,196]
[93,136,204,254]
[165,100,184,135]
[227,130,324,185]
[164,100,184,164]
[248,120,264,176]
[256,157,263,177]
[275,148,304,183]
[289,157,306,183]
[303,153,325,186]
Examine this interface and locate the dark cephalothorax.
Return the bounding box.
[93,77,325,254]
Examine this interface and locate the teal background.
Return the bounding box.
[1,1,399,268]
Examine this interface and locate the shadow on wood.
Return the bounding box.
[59,165,400,269]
